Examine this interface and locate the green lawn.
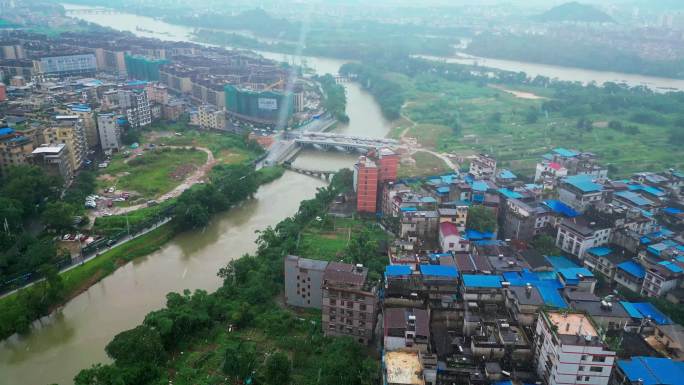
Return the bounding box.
[145,130,253,162]
[296,217,388,261]
[398,151,451,178]
[98,148,207,199]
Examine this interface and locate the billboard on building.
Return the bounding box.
[258,97,278,110]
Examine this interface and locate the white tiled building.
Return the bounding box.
[533,311,615,385]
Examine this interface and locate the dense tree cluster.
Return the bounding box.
[316,74,349,123]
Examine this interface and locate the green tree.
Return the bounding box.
[42,202,78,232]
[106,325,165,367]
[525,107,539,123]
[466,206,496,233]
[0,197,23,231]
[74,364,125,385]
[223,341,257,380]
[530,235,561,255]
[263,351,291,385]
[174,202,210,231]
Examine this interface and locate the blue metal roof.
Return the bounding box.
[546,255,580,270]
[563,174,602,192]
[420,196,437,203]
[616,191,653,207]
[543,200,579,218]
[620,302,672,325]
[617,357,684,385]
[502,270,567,308]
[553,147,579,157]
[628,184,666,197]
[464,229,495,241]
[558,267,594,283]
[385,265,412,277]
[462,274,502,288]
[0,127,15,136]
[436,186,450,194]
[497,169,516,179]
[420,264,458,278]
[587,246,612,257]
[658,260,683,273]
[617,261,646,279]
[664,207,683,215]
[400,206,417,212]
[471,180,488,192]
[498,188,523,199]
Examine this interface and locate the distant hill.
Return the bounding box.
[534,2,614,23]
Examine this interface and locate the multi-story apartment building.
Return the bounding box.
[533,311,615,385]
[33,53,97,78]
[65,104,98,149]
[502,198,551,241]
[377,148,399,183]
[354,156,378,213]
[559,175,606,213]
[469,153,497,180]
[0,127,34,175]
[197,105,225,130]
[118,89,151,128]
[321,262,377,344]
[31,143,72,182]
[283,255,328,309]
[437,203,468,232]
[556,217,611,259]
[97,113,122,151]
[383,307,429,352]
[42,116,88,172]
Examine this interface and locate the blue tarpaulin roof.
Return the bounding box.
[400,206,417,212]
[620,302,671,325]
[546,256,580,270]
[558,267,594,284]
[616,191,653,207]
[543,200,579,217]
[0,127,15,136]
[587,246,612,257]
[616,357,684,385]
[553,148,579,157]
[617,261,646,279]
[462,274,502,288]
[472,180,488,192]
[658,260,683,273]
[497,169,516,179]
[385,265,412,277]
[664,207,683,215]
[563,174,602,192]
[420,264,458,278]
[436,186,450,194]
[628,184,666,197]
[502,270,567,308]
[498,188,523,199]
[464,229,495,240]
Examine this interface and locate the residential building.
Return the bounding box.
[42,116,88,172]
[533,311,615,385]
[198,105,225,130]
[377,148,399,183]
[437,204,468,232]
[640,262,681,297]
[439,222,466,252]
[556,217,611,259]
[613,356,684,385]
[502,198,551,241]
[558,174,605,213]
[0,82,6,102]
[383,307,429,352]
[33,53,97,77]
[321,262,377,344]
[0,127,34,175]
[283,255,328,309]
[583,246,630,280]
[97,113,122,151]
[534,160,568,189]
[614,261,646,293]
[469,153,497,180]
[65,103,98,149]
[118,89,152,128]
[569,300,630,331]
[31,144,72,181]
[651,323,684,360]
[353,156,378,213]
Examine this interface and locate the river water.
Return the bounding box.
[0,6,393,385]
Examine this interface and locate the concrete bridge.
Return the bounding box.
[291,132,400,152]
[283,163,336,180]
[65,9,124,15]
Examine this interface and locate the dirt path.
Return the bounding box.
[109,146,215,216]
[397,102,458,171]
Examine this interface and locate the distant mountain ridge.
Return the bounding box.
[534,2,614,23]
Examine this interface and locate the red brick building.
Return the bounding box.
[354,156,378,213]
[0,83,6,102]
[378,148,399,183]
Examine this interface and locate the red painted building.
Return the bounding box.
[354,156,379,213]
[378,148,399,183]
[0,83,6,102]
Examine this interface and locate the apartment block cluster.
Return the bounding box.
[286,148,683,385]
[0,30,319,181]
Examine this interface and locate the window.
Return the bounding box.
[581,355,588,361]
[589,367,602,373]
[576,376,582,381]
[593,356,606,363]
[584,376,590,381]
[330,299,336,305]
[579,366,585,371]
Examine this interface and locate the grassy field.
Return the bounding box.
[98,148,207,199]
[394,74,683,177]
[145,130,252,164]
[398,151,451,178]
[295,217,388,261]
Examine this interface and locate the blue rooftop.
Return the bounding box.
[617,261,646,279]
[436,186,450,194]
[563,174,602,193]
[420,264,458,278]
[558,267,594,283]
[553,147,579,157]
[471,180,488,192]
[543,200,579,218]
[658,260,683,273]
[615,191,653,207]
[462,274,502,288]
[0,127,15,136]
[620,302,671,325]
[464,229,495,241]
[664,207,683,215]
[586,246,612,257]
[420,196,437,204]
[628,184,666,197]
[546,255,580,270]
[497,169,516,180]
[616,357,684,385]
[385,265,412,277]
[498,188,523,199]
[502,270,567,308]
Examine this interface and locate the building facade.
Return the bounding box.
[283,255,328,309]
[97,113,122,151]
[354,156,379,213]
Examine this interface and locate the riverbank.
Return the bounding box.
[0,165,284,342]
